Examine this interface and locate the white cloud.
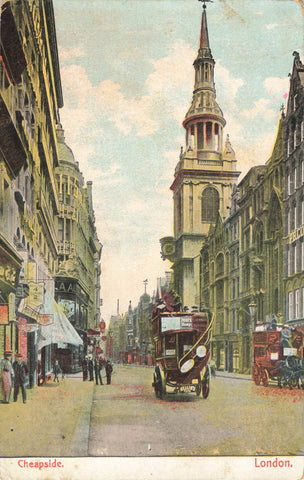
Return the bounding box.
[216,61,245,102]
[59,41,247,146]
[266,23,280,30]
[59,40,194,144]
[146,40,194,123]
[59,47,85,63]
[61,64,92,106]
[94,80,154,135]
[241,98,276,120]
[266,23,291,30]
[263,76,289,98]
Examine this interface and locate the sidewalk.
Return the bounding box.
[0,374,94,457]
[215,370,252,381]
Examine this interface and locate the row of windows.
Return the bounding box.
[286,200,304,232]
[287,241,304,276]
[288,287,304,320]
[286,158,304,195]
[286,120,304,156]
[226,223,239,244]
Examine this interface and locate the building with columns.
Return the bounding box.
[160,3,240,309]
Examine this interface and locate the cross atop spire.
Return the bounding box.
[198,0,214,9]
[197,0,213,56]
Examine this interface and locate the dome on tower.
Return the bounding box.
[56,124,76,164]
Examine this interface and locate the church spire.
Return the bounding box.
[199,2,211,56]
[183,1,225,154]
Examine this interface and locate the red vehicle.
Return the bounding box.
[151,304,213,400]
[252,324,304,388]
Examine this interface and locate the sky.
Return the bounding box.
[52,0,303,322]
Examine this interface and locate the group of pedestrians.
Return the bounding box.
[0,351,29,404]
[81,355,113,385]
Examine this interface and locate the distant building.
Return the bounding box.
[54,125,102,371]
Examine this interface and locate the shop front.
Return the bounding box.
[0,233,22,358]
[37,291,83,381]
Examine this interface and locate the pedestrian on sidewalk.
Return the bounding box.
[210,359,216,378]
[13,353,29,404]
[81,355,88,381]
[53,360,61,382]
[94,356,103,385]
[88,355,94,381]
[0,350,14,403]
[105,359,113,385]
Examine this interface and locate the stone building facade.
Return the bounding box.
[200,114,285,373]
[160,4,240,309]
[54,125,102,368]
[284,52,304,326]
[0,0,102,384]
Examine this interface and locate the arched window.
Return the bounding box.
[216,253,224,276]
[201,187,219,222]
[256,228,264,255]
[206,122,212,146]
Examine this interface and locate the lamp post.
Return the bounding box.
[107,330,113,360]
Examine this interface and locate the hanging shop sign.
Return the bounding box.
[37,314,52,326]
[22,304,39,322]
[26,282,44,308]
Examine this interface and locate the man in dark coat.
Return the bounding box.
[88,356,94,381]
[94,356,103,385]
[13,353,28,404]
[105,360,113,385]
[53,360,61,382]
[82,356,88,381]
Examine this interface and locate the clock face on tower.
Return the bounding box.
[164,244,174,256]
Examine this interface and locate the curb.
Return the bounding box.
[68,381,95,456]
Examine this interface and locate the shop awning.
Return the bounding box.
[37,292,83,349]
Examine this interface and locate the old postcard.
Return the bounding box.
[0,0,304,479]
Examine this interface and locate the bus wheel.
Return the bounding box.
[261,368,269,387]
[195,380,201,396]
[202,366,210,399]
[154,366,165,399]
[252,364,261,385]
[153,372,160,398]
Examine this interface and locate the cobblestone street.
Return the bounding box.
[0,365,303,458]
[0,374,94,457]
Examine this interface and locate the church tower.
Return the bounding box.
[160,2,240,308]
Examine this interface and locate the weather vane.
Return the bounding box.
[198,0,214,8]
